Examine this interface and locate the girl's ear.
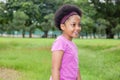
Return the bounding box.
[60,24,65,31]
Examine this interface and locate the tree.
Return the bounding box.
[90,0,120,38]
[96,18,109,38]
[81,16,94,38]
[11,10,28,38]
[20,1,40,38]
[0,2,8,36]
[38,13,54,38]
[114,24,120,38]
[5,0,40,38]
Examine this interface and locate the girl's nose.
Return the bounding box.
[76,25,81,31]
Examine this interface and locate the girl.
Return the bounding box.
[50,4,82,80]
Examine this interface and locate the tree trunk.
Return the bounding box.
[80,35,83,39]
[42,31,48,38]
[29,29,32,38]
[12,31,15,38]
[105,20,117,39]
[118,32,120,39]
[85,32,88,39]
[22,29,25,38]
[93,25,97,39]
[93,33,96,39]
[105,27,114,39]
[90,33,93,39]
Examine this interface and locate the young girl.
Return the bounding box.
[50,4,82,80]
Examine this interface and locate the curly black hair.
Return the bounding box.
[54,4,82,30]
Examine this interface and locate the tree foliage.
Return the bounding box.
[0,0,120,38]
[89,0,120,38]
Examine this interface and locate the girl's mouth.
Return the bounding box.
[74,31,79,35]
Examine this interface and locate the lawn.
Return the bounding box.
[0,37,120,80]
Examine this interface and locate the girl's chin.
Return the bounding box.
[72,35,79,38]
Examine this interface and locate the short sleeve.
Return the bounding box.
[51,39,65,52]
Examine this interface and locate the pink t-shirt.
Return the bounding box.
[51,35,79,80]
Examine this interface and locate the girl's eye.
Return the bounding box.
[71,23,81,27]
[71,24,76,27]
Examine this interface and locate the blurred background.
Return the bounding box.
[0,0,120,39]
[0,0,120,80]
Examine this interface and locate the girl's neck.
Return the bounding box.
[62,34,73,41]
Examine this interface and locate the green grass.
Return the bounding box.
[0,37,120,80]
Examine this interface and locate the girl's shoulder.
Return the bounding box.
[51,35,67,52]
[54,35,66,45]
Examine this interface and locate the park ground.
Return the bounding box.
[0,38,120,80]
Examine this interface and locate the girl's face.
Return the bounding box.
[61,15,81,40]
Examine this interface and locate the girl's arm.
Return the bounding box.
[77,69,82,80]
[52,50,64,80]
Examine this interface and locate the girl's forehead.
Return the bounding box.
[67,15,81,23]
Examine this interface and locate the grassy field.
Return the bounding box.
[0,37,120,80]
